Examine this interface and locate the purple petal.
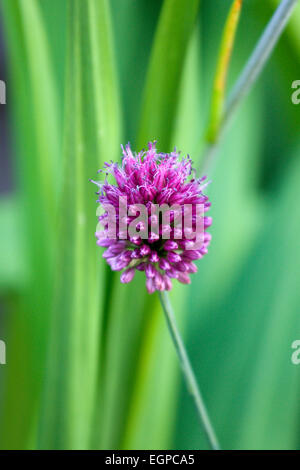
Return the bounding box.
[159,258,171,271]
[167,251,181,263]
[177,272,191,284]
[182,250,202,261]
[163,275,172,291]
[164,240,178,251]
[120,268,135,284]
[136,262,146,271]
[140,244,151,256]
[186,262,197,273]
[204,216,212,228]
[145,264,156,278]
[154,271,165,291]
[146,277,156,294]
[166,268,179,279]
[149,251,159,263]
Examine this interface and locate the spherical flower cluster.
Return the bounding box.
[92,142,212,293]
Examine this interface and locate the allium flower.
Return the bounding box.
[92,142,212,293]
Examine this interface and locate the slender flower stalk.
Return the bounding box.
[159,291,220,450]
[224,0,298,133]
[202,0,299,173]
[93,143,216,449]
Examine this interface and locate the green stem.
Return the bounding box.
[201,0,299,174]
[206,0,243,144]
[158,291,220,450]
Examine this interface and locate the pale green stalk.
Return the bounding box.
[202,0,299,173]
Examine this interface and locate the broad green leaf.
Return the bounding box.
[206,0,243,143]
[110,0,162,144]
[38,0,121,449]
[0,0,61,449]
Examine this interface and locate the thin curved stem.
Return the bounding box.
[201,0,299,174]
[159,291,220,450]
[223,0,298,134]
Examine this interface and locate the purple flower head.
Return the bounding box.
[92,141,212,293]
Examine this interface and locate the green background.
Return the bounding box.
[0,0,300,450]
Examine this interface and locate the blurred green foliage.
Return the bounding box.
[0,0,299,450]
